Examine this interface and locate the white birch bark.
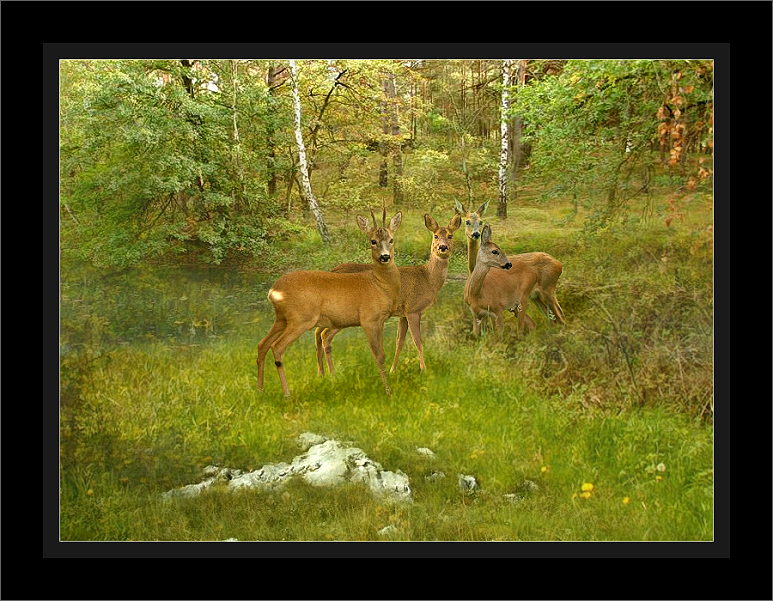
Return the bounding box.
[498,59,514,219]
[289,59,331,244]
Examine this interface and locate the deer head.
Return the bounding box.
[357,207,402,264]
[454,199,490,242]
[424,213,462,259]
[477,224,512,270]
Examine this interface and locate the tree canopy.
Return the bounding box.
[59,58,713,268]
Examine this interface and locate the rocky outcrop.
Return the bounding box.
[163,433,412,504]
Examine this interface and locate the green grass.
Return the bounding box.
[59,192,713,541]
[60,331,712,541]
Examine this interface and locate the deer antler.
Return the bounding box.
[382,204,387,228]
[369,206,377,228]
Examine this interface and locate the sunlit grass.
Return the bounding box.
[61,320,712,541]
[60,193,713,541]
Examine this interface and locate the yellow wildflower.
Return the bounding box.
[581,482,594,492]
[86,489,94,496]
[579,491,592,499]
[655,475,663,482]
[622,497,631,505]
[540,466,549,473]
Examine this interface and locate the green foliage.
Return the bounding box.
[60,59,277,266]
[513,60,713,228]
[59,198,712,541]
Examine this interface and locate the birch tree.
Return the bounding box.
[507,59,528,206]
[289,59,331,244]
[497,58,514,219]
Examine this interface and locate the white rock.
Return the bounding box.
[458,474,478,493]
[162,466,241,500]
[416,447,436,458]
[297,432,328,450]
[163,435,412,503]
[425,471,446,482]
[377,524,399,537]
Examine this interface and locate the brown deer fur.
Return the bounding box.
[316,213,461,374]
[257,210,402,397]
[464,224,565,336]
[455,200,565,334]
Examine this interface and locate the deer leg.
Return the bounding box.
[531,293,550,320]
[314,327,326,376]
[406,313,426,370]
[516,297,531,336]
[270,322,312,398]
[257,320,286,390]
[362,320,391,396]
[470,307,482,337]
[549,294,566,325]
[390,317,409,374]
[322,328,340,375]
[494,311,505,339]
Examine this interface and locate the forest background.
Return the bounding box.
[58,57,715,542]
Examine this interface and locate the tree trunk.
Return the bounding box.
[507,60,528,205]
[379,77,390,188]
[497,59,514,219]
[384,72,403,204]
[231,60,244,204]
[266,64,279,197]
[289,60,331,244]
[460,133,473,205]
[180,59,195,98]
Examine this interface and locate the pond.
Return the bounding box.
[60,263,278,353]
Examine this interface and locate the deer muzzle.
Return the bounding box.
[379,254,391,263]
[503,262,513,270]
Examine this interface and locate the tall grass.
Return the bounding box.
[60,191,713,541]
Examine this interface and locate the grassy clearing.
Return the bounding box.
[59,191,713,541]
[60,332,712,541]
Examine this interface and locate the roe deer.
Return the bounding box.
[256,208,402,397]
[454,200,565,333]
[464,224,564,337]
[316,213,462,375]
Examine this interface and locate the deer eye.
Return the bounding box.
[448,234,453,239]
[434,235,438,239]
[389,239,394,244]
[492,250,499,255]
[371,240,377,245]
[466,220,471,225]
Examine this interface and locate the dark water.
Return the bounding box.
[60,263,278,352]
[60,262,472,355]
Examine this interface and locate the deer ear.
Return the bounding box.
[448,213,462,232]
[389,212,402,232]
[454,200,467,215]
[356,216,369,233]
[481,223,492,244]
[424,213,439,232]
[477,200,490,216]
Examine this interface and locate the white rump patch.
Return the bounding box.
[268,288,285,302]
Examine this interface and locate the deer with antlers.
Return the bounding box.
[315,212,462,375]
[256,208,402,397]
[456,200,565,336]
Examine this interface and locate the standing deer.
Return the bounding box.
[256,208,402,397]
[454,200,565,334]
[464,224,565,337]
[315,212,462,375]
